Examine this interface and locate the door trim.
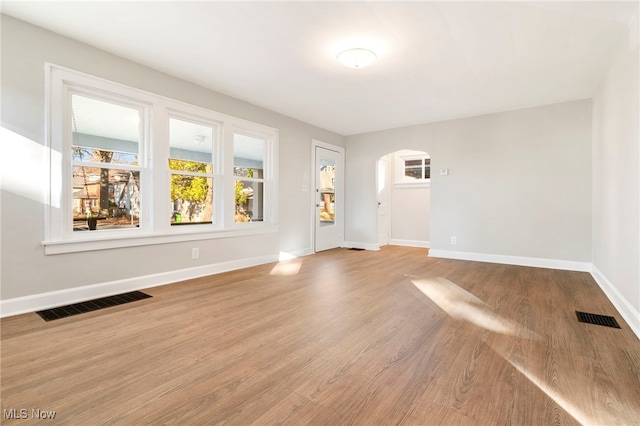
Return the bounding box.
[311,139,345,252]
[376,155,391,247]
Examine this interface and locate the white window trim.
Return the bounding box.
[231,124,278,228]
[43,63,278,255]
[394,182,431,189]
[164,104,224,233]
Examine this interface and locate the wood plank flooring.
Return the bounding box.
[2,246,639,425]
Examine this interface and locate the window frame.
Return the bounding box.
[44,64,278,255]
[166,109,224,231]
[231,126,276,227]
[69,90,148,235]
[394,152,431,187]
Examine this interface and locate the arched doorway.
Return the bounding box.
[377,149,431,248]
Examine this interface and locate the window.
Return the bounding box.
[394,150,431,186]
[234,133,265,223]
[45,65,277,254]
[169,117,217,226]
[71,93,144,232]
[404,157,430,181]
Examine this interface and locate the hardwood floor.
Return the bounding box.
[2,246,639,425]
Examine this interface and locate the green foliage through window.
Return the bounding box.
[170,159,212,222]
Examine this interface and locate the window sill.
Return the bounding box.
[42,225,278,255]
[394,181,431,189]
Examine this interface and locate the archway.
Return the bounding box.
[376,149,431,248]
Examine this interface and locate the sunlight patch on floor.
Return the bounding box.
[408,275,538,339]
[408,274,639,425]
[270,253,303,276]
[502,353,585,424]
[494,341,640,425]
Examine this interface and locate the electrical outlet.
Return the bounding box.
[450,236,457,245]
[192,248,199,259]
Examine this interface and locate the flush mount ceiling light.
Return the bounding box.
[337,48,377,69]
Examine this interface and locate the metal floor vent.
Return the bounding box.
[36,291,152,321]
[576,311,621,329]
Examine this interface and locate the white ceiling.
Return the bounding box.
[3,1,638,136]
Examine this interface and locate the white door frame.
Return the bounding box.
[376,155,391,247]
[311,139,345,252]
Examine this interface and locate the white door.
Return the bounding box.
[314,144,343,252]
[377,156,390,246]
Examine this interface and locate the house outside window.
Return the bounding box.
[71,93,144,231]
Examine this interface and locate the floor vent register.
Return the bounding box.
[576,311,621,329]
[36,291,152,321]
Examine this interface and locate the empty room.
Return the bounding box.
[1,1,639,425]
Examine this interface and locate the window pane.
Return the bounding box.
[405,159,422,167]
[73,166,140,231]
[235,180,263,222]
[71,94,140,165]
[234,134,264,177]
[405,167,422,180]
[319,159,335,224]
[169,118,214,172]
[425,159,431,179]
[170,175,213,225]
[169,159,212,174]
[72,147,138,165]
[234,166,264,178]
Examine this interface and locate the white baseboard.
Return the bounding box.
[0,253,280,318]
[279,247,314,260]
[428,249,592,272]
[389,239,430,248]
[342,241,380,251]
[591,266,640,339]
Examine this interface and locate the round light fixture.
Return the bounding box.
[337,48,377,69]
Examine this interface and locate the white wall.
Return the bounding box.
[592,13,640,334]
[345,99,593,267]
[0,15,343,305]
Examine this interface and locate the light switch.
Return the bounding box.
[440,168,449,176]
